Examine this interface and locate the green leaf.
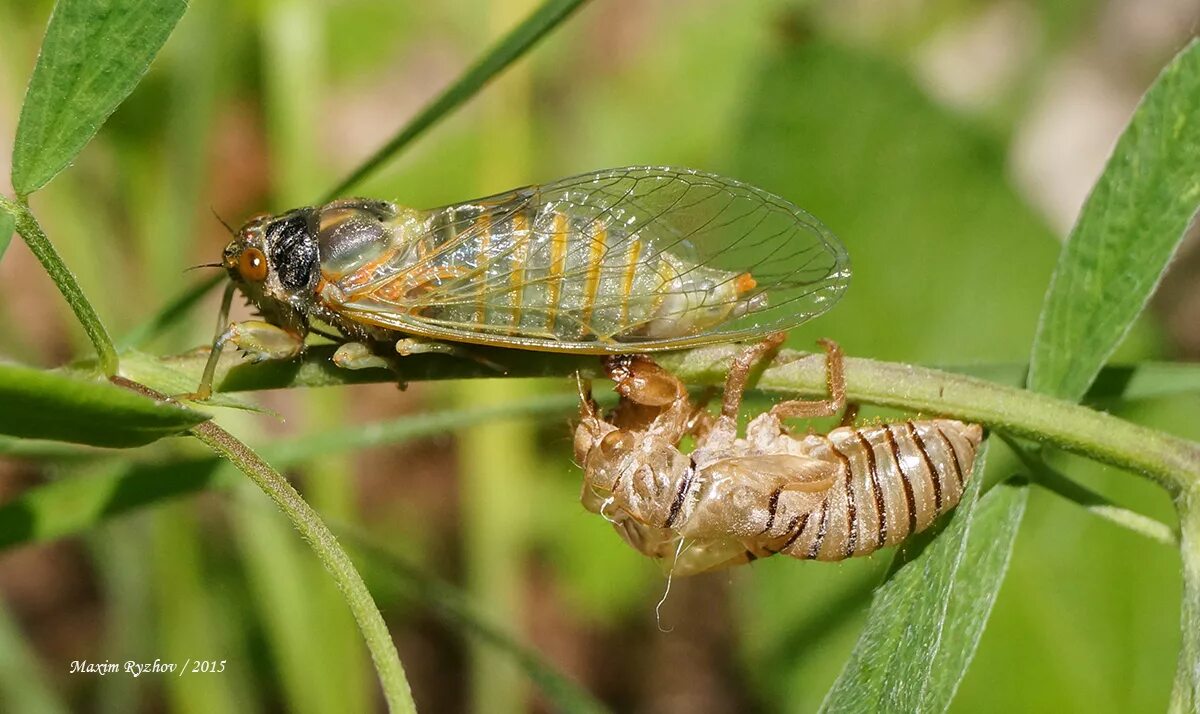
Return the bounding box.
[0,363,206,447]
[820,455,1029,713]
[322,0,591,200]
[728,40,1054,712]
[0,211,13,261]
[1030,39,1200,401]
[11,0,188,195]
[0,393,588,548]
[1023,40,1200,711]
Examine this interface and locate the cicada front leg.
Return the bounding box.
[767,337,847,421]
[186,285,305,400]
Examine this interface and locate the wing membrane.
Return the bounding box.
[338,167,849,352]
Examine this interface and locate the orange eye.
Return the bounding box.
[237,248,268,282]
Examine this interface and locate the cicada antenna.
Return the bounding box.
[210,207,237,236]
[185,262,223,272]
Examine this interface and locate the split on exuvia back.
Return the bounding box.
[189,167,849,398]
[573,333,984,576]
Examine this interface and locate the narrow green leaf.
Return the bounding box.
[322,0,591,200]
[0,394,587,548]
[0,212,13,261]
[1006,436,1178,546]
[820,453,1029,713]
[0,363,206,447]
[1030,39,1200,401]
[1024,40,1200,711]
[944,362,1200,403]
[11,0,188,195]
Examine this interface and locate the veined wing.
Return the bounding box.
[336,166,850,352]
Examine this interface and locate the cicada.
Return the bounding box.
[192,167,849,398]
[573,334,984,575]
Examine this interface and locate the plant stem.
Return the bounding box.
[162,342,1200,492]
[1172,487,1200,713]
[0,195,118,375]
[657,344,1200,492]
[188,419,416,714]
[110,376,415,713]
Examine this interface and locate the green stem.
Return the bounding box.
[188,419,415,714]
[0,195,118,375]
[320,0,592,201]
[1173,488,1200,713]
[164,342,1200,492]
[657,345,1200,492]
[110,376,414,713]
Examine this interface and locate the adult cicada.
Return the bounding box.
[191,167,849,398]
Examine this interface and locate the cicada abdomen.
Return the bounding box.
[401,189,765,344]
[573,335,986,577]
[758,419,983,562]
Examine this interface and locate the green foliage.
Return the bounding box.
[820,466,1028,712]
[732,41,1059,363]
[322,0,593,200]
[0,363,206,447]
[11,0,187,195]
[2,2,1200,712]
[1031,40,1200,401]
[0,212,12,261]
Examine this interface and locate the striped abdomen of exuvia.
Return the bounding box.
[388,197,765,342]
[682,418,984,563]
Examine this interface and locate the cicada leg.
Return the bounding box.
[393,337,505,372]
[603,354,687,407]
[768,338,846,421]
[186,284,305,400]
[718,332,787,419]
[331,342,392,371]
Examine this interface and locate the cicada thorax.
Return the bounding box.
[751,419,983,562]
[350,189,766,346]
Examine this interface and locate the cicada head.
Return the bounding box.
[222,208,320,332]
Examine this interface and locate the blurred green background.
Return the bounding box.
[0,0,1197,711]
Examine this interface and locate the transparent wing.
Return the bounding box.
[338,166,850,352]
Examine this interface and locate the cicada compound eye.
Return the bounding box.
[237,247,268,282]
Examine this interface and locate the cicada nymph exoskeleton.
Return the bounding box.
[190,167,849,398]
[573,334,984,576]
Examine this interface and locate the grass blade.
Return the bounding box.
[0,364,206,447]
[1029,39,1200,401]
[819,449,1028,712]
[321,0,592,200]
[11,0,188,195]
